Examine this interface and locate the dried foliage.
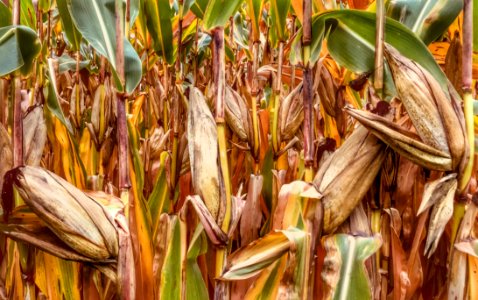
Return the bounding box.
[0,0,477,299]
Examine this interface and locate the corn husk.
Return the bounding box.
[345,107,452,171]
[23,106,47,166]
[279,83,304,141]
[7,166,119,260]
[225,86,252,143]
[314,126,386,233]
[188,87,221,219]
[384,44,465,169]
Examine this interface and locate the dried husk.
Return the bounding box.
[91,84,111,145]
[188,87,221,219]
[23,106,47,166]
[384,44,465,169]
[225,86,252,142]
[6,166,119,261]
[417,174,457,257]
[345,107,453,171]
[314,126,386,233]
[316,60,338,117]
[279,83,304,141]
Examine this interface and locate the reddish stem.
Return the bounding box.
[462,0,473,91]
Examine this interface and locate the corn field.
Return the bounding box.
[0,0,477,299]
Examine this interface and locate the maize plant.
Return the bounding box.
[0,0,478,299]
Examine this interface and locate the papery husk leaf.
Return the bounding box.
[23,106,47,166]
[7,166,118,260]
[0,213,98,262]
[417,173,457,215]
[455,240,478,257]
[314,126,386,233]
[182,195,228,246]
[279,83,304,141]
[384,44,447,151]
[240,175,263,245]
[449,201,478,299]
[385,44,465,169]
[316,60,338,117]
[345,107,452,171]
[423,177,456,258]
[225,86,251,142]
[188,87,220,219]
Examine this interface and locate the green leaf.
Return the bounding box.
[58,54,90,73]
[203,0,243,30]
[246,0,262,41]
[186,224,209,299]
[159,216,184,299]
[45,60,74,134]
[10,0,37,29]
[67,0,142,93]
[0,2,11,27]
[57,0,82,51]
[38,0,51,11]
[270,0,291,43]
[291,10,447,93]
[322,234,382,300]
[384,0,462,45]
[0,25,41,76]
[187,0,208,19]
[233,12,249,50]
[144,0,174,65]
[148,151,170,237]
[129,0,140,25]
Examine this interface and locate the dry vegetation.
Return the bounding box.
[0,0,477,299]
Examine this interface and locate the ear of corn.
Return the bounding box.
[225,85,252,143]
[314,126,386,233]
[279,83,304,141]
[383,44,466,170]
[188,87,221,220]
[5,166,118,261]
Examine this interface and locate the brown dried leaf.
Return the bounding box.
[240,175,263,246]
[420,175,456,257]
[23,106,47,166]
[0,124,13,198]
